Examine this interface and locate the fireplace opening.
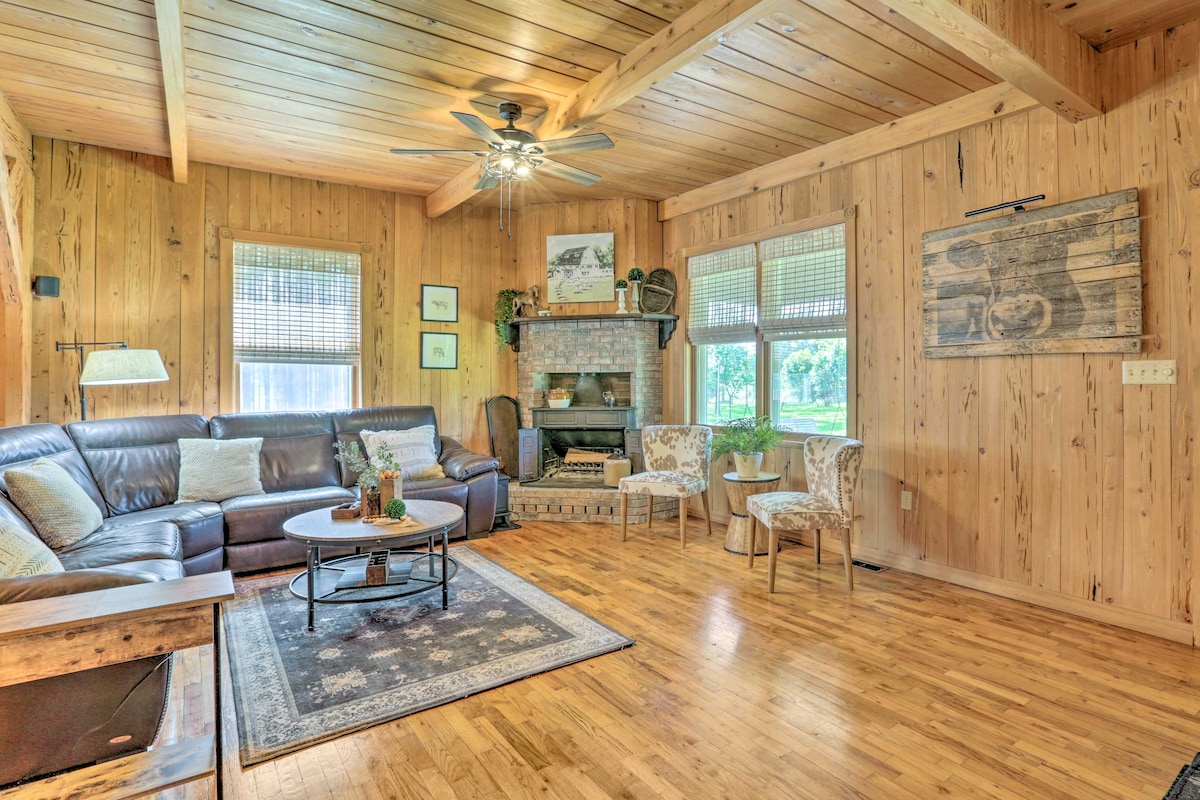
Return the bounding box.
[535,429,624,486]
[539,372,632,407]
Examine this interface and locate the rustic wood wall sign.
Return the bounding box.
[922,189,1141,357]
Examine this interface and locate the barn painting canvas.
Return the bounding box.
[546,232,616,304]
[922,189,1142,358]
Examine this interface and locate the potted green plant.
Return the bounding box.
[333,441,400,516]
[494,288,521,352]
[615,278,629,313]
[626,268,645,313]
[711,416,788,478]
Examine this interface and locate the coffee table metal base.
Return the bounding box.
[290,541,458,630]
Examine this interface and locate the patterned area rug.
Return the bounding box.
[222,547,633,766]
[1165,753,1200,799]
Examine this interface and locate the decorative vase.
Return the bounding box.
[379,477,401,510]
[361,485,382,517]
[733,452,763,479]
[616,287,628,313]
[630,281,642,313]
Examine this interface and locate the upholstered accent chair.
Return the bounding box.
[619,425,713,548]
[746,435,864,592]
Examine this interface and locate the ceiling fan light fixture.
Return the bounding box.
[484,151,539,182]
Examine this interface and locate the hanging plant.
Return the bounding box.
[495,288,521,352]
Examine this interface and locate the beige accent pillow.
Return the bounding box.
[0,518,64,577]
[4,458,104,549]
[361,427,445,481]
[177,438,265,503]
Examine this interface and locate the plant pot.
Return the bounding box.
[734,452,764,479]
[616,287,628,313]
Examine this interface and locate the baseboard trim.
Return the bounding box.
[851,545,1193,645]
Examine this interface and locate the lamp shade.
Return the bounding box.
[79,349,168,385]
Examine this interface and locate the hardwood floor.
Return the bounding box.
[161,520,1200,799]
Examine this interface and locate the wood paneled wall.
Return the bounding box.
[26,139,518,454]
[665,26,1200,643]
[0,85,32,427]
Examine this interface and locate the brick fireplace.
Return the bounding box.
[509,313,676,524]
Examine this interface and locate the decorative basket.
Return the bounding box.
[640,268,676,314]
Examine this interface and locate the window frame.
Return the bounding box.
[218,228,371,414]
[683,208,857,441]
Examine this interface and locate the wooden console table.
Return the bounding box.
[0,572,235,800]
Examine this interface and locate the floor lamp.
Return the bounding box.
[56,341,169,420]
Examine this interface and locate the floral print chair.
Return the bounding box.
[619,425,713,548]
[746,435,864,592]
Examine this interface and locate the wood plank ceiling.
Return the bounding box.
[0,0,1195,214]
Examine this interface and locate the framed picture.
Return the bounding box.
[547,232,615,303]
[421,284,458,322]
[421,332,458,369]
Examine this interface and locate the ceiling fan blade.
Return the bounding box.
[450,111,506,146]
[531,133,615,156]
[391,148,486,156]
[537,159,603,186]
[474,174,501,191]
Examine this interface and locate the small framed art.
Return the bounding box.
[421,332,458,369]
[421,284,459,322]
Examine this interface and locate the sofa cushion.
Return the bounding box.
[66,414,210,514]
[5,458,104,548]
[221,486,355,545]
[0,423,108,514]
[333,406,440,487]
[210,412,339,492]
[0,518,63,578]
[177,438,265,502]
[56,521,182,571]
[103,502,223,561]
[362,426,444,481]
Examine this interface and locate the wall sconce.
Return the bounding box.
[55,341,169,420]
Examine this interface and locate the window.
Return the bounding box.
[227,237,363,412]
[687,212,853,435]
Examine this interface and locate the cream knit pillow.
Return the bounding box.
[4,458,104,549]
[0,518,64,577]
[177,438,265,503]
[361,426,444,481]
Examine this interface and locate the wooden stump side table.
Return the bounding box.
[722,471,781,555]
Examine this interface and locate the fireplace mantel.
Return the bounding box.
[506,313,677,352]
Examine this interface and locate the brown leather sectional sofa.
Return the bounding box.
[0,404,499,787]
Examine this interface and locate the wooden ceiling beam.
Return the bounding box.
[658,82,1040,220]
[882,0,1102,123]
[424,0,784,219]
[154,0,189,183]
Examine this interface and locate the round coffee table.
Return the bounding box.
[282,499,464,631]
[722,471,781,555]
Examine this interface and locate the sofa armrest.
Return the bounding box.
[0,568,165,606]
[439,437,500,481]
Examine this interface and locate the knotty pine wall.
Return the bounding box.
[0,86,32,428]
[665,26,1200,643]
[26,139,518,455]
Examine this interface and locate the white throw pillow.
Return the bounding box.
[177,438,265,503]
[0,518,64,577]
[4,457,104,549]
[361,426,445,481]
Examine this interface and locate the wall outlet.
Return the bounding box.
[1122,360,1177,385]
[900,490,913,511]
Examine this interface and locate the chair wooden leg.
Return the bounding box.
[841,527,854,591]
[620,493,628,541]
[647,498,653,530]
[701,490,712,536]
[814,529,822,564]
[747,516,757,569]
[767,526,780,593]
[679,500,687,548]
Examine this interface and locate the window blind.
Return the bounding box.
[759,224,846,340]
[233,242,362,365]
[686,244,757,345]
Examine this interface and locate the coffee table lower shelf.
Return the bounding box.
[289,549,459,625]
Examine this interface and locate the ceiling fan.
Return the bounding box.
[390,102,615,190]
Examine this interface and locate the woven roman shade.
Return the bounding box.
[686,244,757,345]
[233,242,362,365]
[759,224,846,341]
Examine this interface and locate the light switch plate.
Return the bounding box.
[1122,360,1177,385]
